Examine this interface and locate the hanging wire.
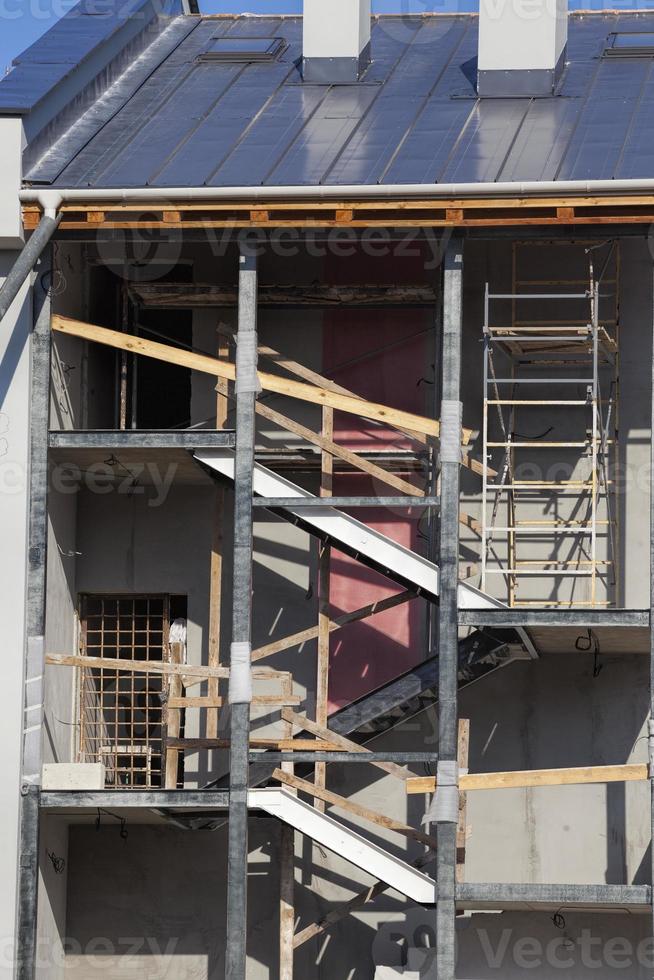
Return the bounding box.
[96,808,129,840]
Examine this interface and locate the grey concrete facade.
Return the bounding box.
[17,232,649,979]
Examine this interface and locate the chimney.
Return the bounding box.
[477,0,568,97]
[303,0,371,83]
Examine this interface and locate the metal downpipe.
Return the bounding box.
[0,211,62,323]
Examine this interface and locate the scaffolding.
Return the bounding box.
[481,242,620,608]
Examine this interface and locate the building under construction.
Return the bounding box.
[1,1,654,977]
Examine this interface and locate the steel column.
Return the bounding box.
[436,241,464,980]
[16,244,53,980]
[650,260,654,963]
[225,248,258,980]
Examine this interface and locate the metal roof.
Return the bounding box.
[6,11,654,188]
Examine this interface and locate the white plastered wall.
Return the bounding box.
[0,236,31,976]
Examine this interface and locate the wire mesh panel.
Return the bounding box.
[78,595,170,788]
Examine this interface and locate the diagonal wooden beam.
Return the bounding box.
[273,768,438,849]
[217,326,492,474]
[281,709,410,783]
[51,315,449,441]
[292,850,434,949]
[252,590,415,663]
[256,401,425,497]
[256,401,481,532]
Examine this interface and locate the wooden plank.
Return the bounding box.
[207,488,225,738]
[164,641,184,790]
[166,738,350,751]
[43,213,654,231]
[293,881,389,948]
[51,315,447,440]
[207,334,229,739]
[256,402,483,524]
[273,769,438,849]
[255,402,426,498]
[406,763,649,795]
[47,652,229,680]
[456,718,470,884]
[251,589,415,662]
[168,695,301,708]
[217,325,469,446]
[282,709,410,782]
[50,194,654,213]
[279,819,295,980]
[130,283,439,309]
[292,851,433,949]
[279,673,295,980]
[315,406,333,809]
[47,652,282,682]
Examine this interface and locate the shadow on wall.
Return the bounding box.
[63,821,275,980]
[460,652,650,888]
[456,911,654,979]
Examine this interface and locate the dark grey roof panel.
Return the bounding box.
[498,98,580,183]
[97,64,246,186]
[14,12,654,190]
[615,60,654,177]
[209,85,329,187]
[381,22,479,183]
[327,19,470,185]
[154,23,303,187]
[441,100,530,183]
[268,84,379,185]
[558,58,652,180]
[0,0,175,113]
[26,16,197,184]
[54,18,223,186]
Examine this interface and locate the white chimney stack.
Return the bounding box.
[303,0,371,83]
[477,0,568,97]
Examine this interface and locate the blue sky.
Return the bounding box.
[2,0,652,80]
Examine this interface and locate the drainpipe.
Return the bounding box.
[0,206,62,323]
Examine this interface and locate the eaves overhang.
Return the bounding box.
[19,180,654,231]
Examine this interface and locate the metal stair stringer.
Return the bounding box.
[194,449,505,611]
[249,788,436,904]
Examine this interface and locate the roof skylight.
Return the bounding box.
[199,37,286,63]
[605,32,654,57]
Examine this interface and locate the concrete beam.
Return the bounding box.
[48,429,235,450]
[457,883,651,912]
[458,609,650,628]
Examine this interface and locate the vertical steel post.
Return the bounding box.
[17,244,53,980]
[436,240,464,980]
[649,261,654,967]
[225,248,258,980]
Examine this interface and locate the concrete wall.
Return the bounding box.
[0,253,31,979]
[36,816,68,980]
[58,655,654,979]
[460,237,650,609]
[43,489,78,766]
[461,652,650,886]
[38,234,654,978]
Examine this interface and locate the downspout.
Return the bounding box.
[0,205,62,323]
